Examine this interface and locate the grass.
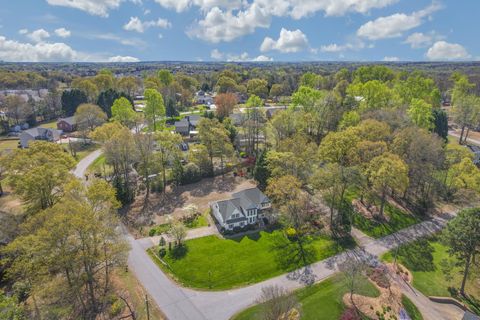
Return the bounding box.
[148,213,209,236]
[148,230,351,290]
[61,143,99,162]
[87,154,112,176]
[114,269,165,320]
[345,189,421,238]
[232,274,380,320]
[401,295,423,320]
[39,120,58,129]
[382,237,480,314]
[0,139,19,152]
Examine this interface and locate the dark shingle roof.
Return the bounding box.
[232,187,270,210]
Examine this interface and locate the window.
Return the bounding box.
[228,224,233,229]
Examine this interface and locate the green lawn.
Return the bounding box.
[382,238,480,314]
[402,295,423,320]
[0,139,19,152]
[148,213,209,236]
[87,154,112,176]
[345,189,421,238]
[61,143,99,162]
[233,274,380,320]
[149,230,351,290]
[39,120,58,129]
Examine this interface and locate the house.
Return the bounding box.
[57,116,78,132]
[174,118,190,136]
[229,113,245,126]
[210,187,271,231]
[467,145,480,165]
[174,115,202,136]
[194,91,214,105]
[19,127,61,148]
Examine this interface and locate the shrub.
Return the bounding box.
[181,163,202,185]
[149,228,157,237]
[367,267,390,289]
[109,298,124,317]
[159,247,167,258]
[286,227,297,240]
[150,177,164,193]
[159,236,166,247]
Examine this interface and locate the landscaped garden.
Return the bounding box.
[148,230,352,290]
[232,274,380,320]
[382,237,480,314]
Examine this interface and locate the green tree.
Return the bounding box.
[157,69,174,87]
[407,98,434,130]
[0,291,25,320]
[72,78,99,103]
[247,78,269,98]
[117,76,138,97]
[253,150,270,190]
[451,94,480,144]
[433,108,448,140]
[188,144,213,177]
[111,97,137,128]
[300,72,324,89]
[96,89,132,118]
[197,118,234,174]
[144,88,165,131]
[347,80,398,111]
[441,208,480,295]
[61,89,88,116]
[366,152,409,217]
[2,141,75,211]
[155,131,183,191]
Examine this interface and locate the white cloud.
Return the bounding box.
[188,4,270,43]
[320,40,367,53]
[404,31,443,49]
[0,35,77,62]
[108,55,140,62]
[18,29,29,35]
[426,41,470,61]
[260,28,308,53]
[383,56,399,61]
[210,48,224,59]
[357,2,442,40]
[252,55,273,62]
[27,29,51,43]
[154,0,242,13]
[92,33,147,47]
[123,16,171,33]
[46,0,123,17]
[54,27,71,38]
[210,49,272,62]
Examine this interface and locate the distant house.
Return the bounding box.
[467,145,480,165]
[229,113,245,126]
[210,187,271,231]
[57,116,78,132]
[194,91,214,105]
[19,127,61,148]
[174,115,201,136]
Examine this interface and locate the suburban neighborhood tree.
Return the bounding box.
[61,89,88,116]
[75,103,107,141]
[215,92,238,120]
[441,208,480,296]
[144,88,165,131]
[2,141,76,211]
[111,97,137,128]
[407,98,434,130]
[169,220,187,246]
[155,131,183,191]
[256,285,300,320]
[366,152,409,217]
[197,118,234,174]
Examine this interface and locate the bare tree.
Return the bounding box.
[338,254,368,310]
[256,285,299,320]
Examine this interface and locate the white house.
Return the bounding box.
[210,187,271,231]
[19,127,61,148]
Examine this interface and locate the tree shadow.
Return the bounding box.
[396,238,435,272]
[169,245,188,260]
[271,233,316,272]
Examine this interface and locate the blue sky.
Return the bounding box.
[0,0,478,62]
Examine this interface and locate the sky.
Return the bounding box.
[0,0,478,62]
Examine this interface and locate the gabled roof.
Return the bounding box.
[58,116,77,126]
[232,187,270,210]
[216,198,245,222]
[174,119,190,131]
[188,115,201,127]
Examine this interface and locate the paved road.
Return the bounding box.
[449,130,480,146]
[72,149,103,179]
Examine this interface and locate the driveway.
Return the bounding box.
[128,215,453,320]
[72,148,103,179]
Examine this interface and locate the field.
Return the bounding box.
[148,230,351,290]
[0,139,19,152]
[382,237,480,313]
[233,274,380,320]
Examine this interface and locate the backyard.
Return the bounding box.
[382,237,480,314]
[232,274,380,320]
[148,230,351,290]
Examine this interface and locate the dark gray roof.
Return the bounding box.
[174,119,189,131]
[232,187,270,210]
[216,198,244,222]
[58,116,77,126]
[22,127,61,138]
[188,115,201,127]
[463,311,480,320]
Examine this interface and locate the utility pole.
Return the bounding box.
[145,294,150,320]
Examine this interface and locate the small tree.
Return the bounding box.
[169,220,187,247]
[256,285,299,320]
[441,208,480,296]
[338,255,367,310]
